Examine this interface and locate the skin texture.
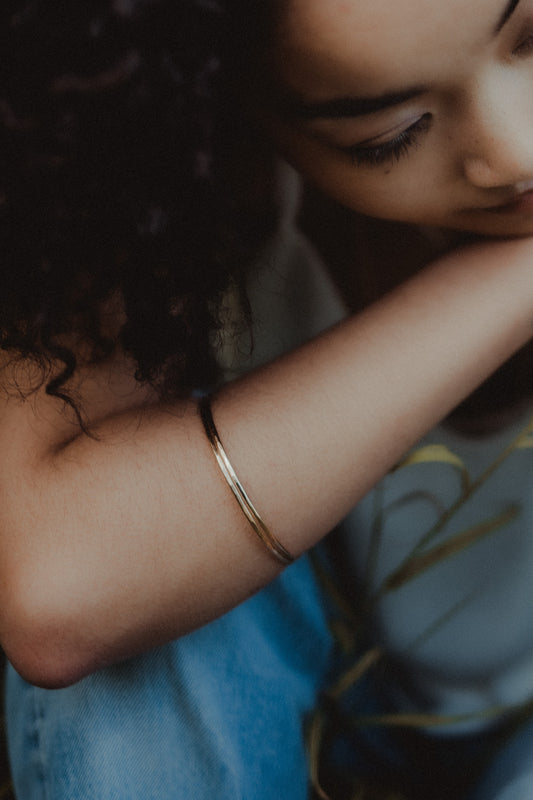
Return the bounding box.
[4,0,533,688]
[3,237,533,689]
[266,0,533,236]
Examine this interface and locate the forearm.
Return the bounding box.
[2,236,533,687]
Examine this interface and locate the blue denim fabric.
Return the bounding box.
[468,719,533,800]
[6,554,333,800]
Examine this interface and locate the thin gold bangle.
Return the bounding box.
[199,396,295,566]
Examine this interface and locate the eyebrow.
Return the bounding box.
[280,0,521,123]
[495,0,520,33]
[280,87,426,121]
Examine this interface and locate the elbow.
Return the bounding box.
[2,616,97,691]
[0,569,101,689]
[4,637,89,691]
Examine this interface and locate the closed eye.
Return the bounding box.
[346,113,432,167]
[514,29,533,55]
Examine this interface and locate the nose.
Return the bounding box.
[464,145,531,189]
[464,151,523,189]
[461,76,533,190]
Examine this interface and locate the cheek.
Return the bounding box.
[271,133,388,212]
[303,161,432,223]
[270,122,451,225]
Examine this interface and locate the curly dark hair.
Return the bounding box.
[0,0,279,414]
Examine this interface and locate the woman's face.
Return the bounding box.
[264,0,533,236]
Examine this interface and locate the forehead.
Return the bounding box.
[274,0,499,97]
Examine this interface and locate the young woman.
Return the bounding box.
[4,0,533,797]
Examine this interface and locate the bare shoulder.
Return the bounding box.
[0,348,155,462]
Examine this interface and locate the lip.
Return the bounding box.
[484,190,533,214]
[483,180,533,214]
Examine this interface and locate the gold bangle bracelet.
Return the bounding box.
[199,396,295,566]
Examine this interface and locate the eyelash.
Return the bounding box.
[340,22,533,169]
[515,32,533,55]
[347,113,433,168]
